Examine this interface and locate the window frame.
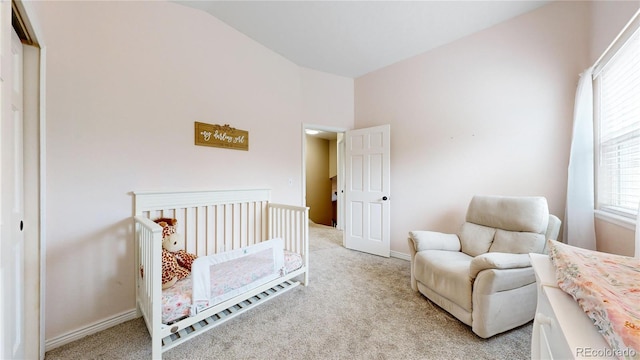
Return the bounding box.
[593,12,640,221]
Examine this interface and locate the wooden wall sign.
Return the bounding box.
[195,122,249,151]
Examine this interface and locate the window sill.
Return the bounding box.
[594,210,637,231]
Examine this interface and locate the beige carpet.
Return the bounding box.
[45,223,532,359]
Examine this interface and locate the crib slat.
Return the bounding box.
[192,321,203,331]
[162,334,173,347]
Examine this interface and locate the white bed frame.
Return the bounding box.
[133,189,309,359]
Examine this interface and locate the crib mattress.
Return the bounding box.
[548,240,639,358]
[162,250,303,324]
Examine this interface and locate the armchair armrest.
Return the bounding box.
[409,231,461,252]
[407,231,461,292]
[469,252,531,279]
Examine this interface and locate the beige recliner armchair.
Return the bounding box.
[408,195,561,338]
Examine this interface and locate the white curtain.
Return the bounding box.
[564,68,596,250]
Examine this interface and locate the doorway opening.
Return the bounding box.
[302,125,345,232]
[302,124,391,257]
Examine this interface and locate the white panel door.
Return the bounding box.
[344,124,390,257]
[1,4,25,358]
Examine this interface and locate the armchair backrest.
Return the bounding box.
[458,195,552,257]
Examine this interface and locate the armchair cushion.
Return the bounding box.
[489,230,545,254]
[458,222,496,257]
[469,253,532,279]
[473,267,536,294]
[466,195,549,233]
[414,250,473,312]
[409,231,461,252]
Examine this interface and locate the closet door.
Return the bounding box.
[0,3,26,358]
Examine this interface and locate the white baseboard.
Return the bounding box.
[45,308,139,352]
[390,250,410,261]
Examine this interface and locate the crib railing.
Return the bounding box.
[133,190,309,359]
[268,203,309,285]
[134,215,164,358]
[135,202,309,328]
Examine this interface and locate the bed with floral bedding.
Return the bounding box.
[547,239,639,358]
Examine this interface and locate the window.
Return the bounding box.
[595,26,640,218]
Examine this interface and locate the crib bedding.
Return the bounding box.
[547,240,640,358]
[162,250,302,324]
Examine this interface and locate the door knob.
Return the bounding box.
[382,196,388,201]
[19,220,23,231]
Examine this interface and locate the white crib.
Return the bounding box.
[133,189,309,359]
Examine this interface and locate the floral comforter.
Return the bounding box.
[548,240,639,359]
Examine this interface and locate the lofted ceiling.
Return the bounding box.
[176,0,551,78]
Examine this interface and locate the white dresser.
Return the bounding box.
[530,253,614,360]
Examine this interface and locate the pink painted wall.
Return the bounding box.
[301,67,354,127]
[355,1,591,254]
[30,1,353,341]
[589,0,640,64]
